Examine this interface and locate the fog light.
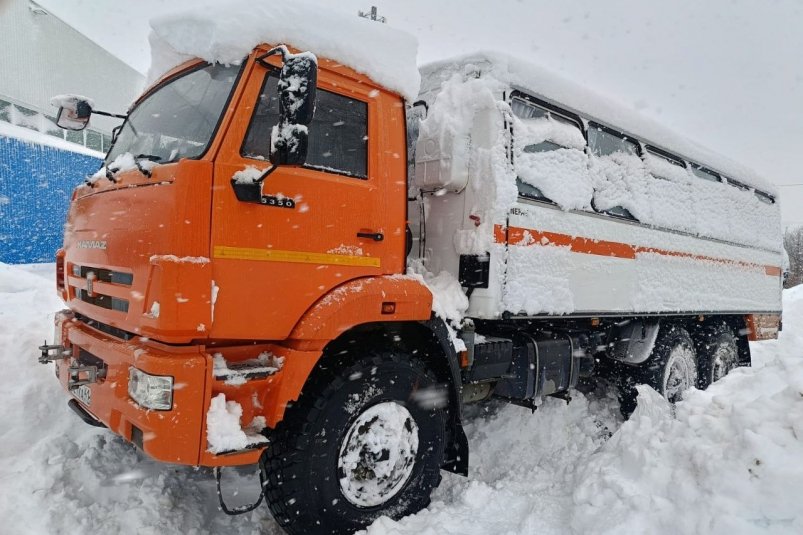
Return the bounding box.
[128,367,173,410]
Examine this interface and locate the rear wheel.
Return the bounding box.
[618,324,698,416]
[261,351,447,535]
[695,323,739,389]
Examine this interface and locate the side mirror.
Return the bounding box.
[51,95,93,131]
[278,53,317,125]
[266,49,318,166]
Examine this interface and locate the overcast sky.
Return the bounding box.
[38,0,803,228]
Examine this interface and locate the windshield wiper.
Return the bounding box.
[134,154,162,178]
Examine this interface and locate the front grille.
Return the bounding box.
[72,264,133,285]
[78,290,130,312]
[75,313,135,341]
[71,263,133,314]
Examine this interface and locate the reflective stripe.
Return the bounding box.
[213,245,380,268]
[494,224,781,277]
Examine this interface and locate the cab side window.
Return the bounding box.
[242,71,368,178]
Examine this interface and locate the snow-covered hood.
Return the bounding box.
[147,0,420,101]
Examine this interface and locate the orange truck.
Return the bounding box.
[40,32,782,535]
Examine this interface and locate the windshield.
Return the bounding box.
[105,62,241,164]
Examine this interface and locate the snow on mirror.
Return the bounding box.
[51,94,94,131]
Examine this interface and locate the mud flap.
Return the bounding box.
[424,317,470,477]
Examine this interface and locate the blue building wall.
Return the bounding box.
[0,134,101,264]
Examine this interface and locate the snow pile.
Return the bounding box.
[571,287,803,534]
[148,0,420,100]
[366,389,622,535]
[206,393,267,454]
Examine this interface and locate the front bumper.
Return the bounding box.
[47,312,321,467]
[55,315,210,465]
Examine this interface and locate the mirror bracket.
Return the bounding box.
[255,45,294,68]
[230,166,278,203]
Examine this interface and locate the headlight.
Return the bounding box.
[128,367,173,410]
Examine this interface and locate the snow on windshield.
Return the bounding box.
[147,0,420,100]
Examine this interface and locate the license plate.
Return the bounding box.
[72,385,92,406]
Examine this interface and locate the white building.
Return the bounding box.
[0,0,144,153]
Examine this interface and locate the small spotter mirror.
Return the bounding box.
[51,94,94,131]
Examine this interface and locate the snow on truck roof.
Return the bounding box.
[146,5,772,196]
[420,51,777,196]
[147,0,420,101]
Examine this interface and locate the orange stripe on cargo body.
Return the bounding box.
[494,224,781,276]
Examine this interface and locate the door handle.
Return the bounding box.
[357,232,384,242]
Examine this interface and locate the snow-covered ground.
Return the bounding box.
[0,262,800,534]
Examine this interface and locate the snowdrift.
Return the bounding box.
[1,262,801,534]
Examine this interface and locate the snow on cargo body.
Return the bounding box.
[410,52,782,320]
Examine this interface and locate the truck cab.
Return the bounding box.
[48,44,437,466]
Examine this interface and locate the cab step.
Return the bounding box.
[212,353,284,385]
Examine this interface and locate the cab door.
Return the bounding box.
[210,57,395,340]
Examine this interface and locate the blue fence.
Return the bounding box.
[0,134,101,264]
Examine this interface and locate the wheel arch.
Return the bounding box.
[301,317,469,476]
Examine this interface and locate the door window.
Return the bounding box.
[242,72,369,178]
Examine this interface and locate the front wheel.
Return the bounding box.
[261,351,447,535]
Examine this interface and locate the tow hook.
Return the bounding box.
[38,342,71,364]
[67,360,106,389]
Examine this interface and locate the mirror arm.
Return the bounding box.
[92,109,127,120]
[255,45,289,68]
[230,165,279,204]
[256,165,278,183]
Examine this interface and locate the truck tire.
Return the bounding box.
[695,322,739,389]
[260,351,447,535]
[618,325,698,417]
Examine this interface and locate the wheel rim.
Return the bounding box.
[711,341,738,382]
[664,344,697,403]
[337,401,419,508]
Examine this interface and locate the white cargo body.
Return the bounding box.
[409,52,783,321]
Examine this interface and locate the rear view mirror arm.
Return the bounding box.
[255,45,290,68]
[91,109,127,120]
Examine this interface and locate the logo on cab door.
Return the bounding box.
[77,240,107,250]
